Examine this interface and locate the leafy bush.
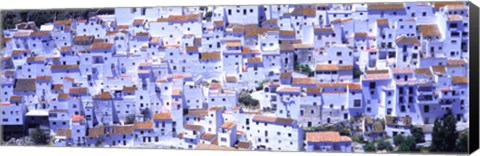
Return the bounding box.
[29,127,50,145]
[411,126,425,143]
[354,68,363,79]
[238,93,259,109]
[351,135,366,144]
[397,136,417,152]
[455,131,468,152]
[363,142,376,152]
[393,135,405,146]
[430,112,458,152]
[124,114,136,125]
[376,139,393,151]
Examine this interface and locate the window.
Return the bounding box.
[424,105,430,113]
[354,99,361,107]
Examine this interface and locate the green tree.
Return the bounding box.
[363,142,376,152]
[455,131,468,152]
[351,135,366,144]
[353,68,363,79]
[29,127,50,145]
[376,140,393,151]
[204,11,213,21]
[411,126,425,143]
[238,93,259,109]
[397,136,417,152]
[124,114,136,125]
[393,135,405,146]
[294,64,314,77]
[142,108,152,121]
[430,112,458,152]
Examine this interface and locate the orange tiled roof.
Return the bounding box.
[200,52,221,61]
[252,115,295,125]
[367,3,405,10]
[221,122,235,129]
[113,125,134,134]
[277,86,301,93]
[94,91,112,99]
[184,124,203,131]
[418,24,441,37]
[315,64,353,71]
[134,122,154,129]
[306,131,351,142]
[452,76,468,84]
[153,112,172,120]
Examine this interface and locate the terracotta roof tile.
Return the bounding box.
[10,95,23,102]
[314,27,334,34]
[195,143,235,150]
[415,68,433,77]
[56,128,72,138]
[291,8,316,16]
[261,19,277,26]
[306,87,322,94]
[280,30,295,37]
[69,87,88,94]
[58,93,69,99]
[200,52,221,61]
[30,31,50,37]
[221,122,235,129]
[376,19,389,26]
[113,125,134,134]
[431,66,447,73]
[36,75,52,81]
[433,2,464,9]
[73,35,95,42]
[132,19,145,25]
[94,91,112,100]
[315,64,353,71]
[368,3,405,10]
[201,133,217,140]
[71,115,84,122]
[395,36,420,45]
[252,115,295,125]
[88,126,105,138]
[292,77,316,85]
[186,109,208,118]
[277,86,301,93]
[153,112,172,120]
[306,131,351,142]
[226,76,238,83]
[237,141,252,149]
[392,67,415,74]
[419,24,441,37]
[447,59,468,66]
[122,86,137,93]
[247,57,262,63]
[452,76,468,84]
[52,84,64,91]
[54,20,73,26]
[184,124,203,131]
[280,71,292,79]
[134,122,154,129]
[348,83,362,91]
